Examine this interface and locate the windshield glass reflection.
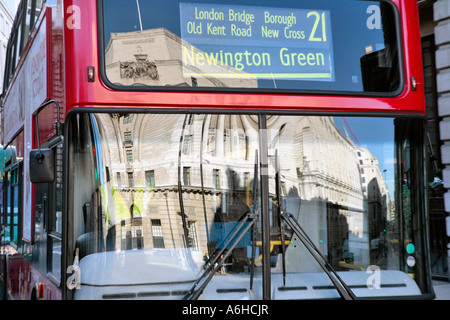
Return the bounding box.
[101,0,400,93]
[68,113,422,299]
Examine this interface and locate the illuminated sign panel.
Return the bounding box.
[180,3,334,81]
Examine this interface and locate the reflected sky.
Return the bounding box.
[334,116,395,198]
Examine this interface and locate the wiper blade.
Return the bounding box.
[275,150,287,288]
[249,150,259,290]
[178,115,191,248]
[183,212,258,300]
[281,212,357,300]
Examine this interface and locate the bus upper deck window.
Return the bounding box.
[100,0,402,94]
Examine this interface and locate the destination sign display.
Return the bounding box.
[180,3,334,81]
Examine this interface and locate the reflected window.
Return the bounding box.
[188,221,198,250]
[123,114,134,124]
[116,172,122,188]
[128,172,134,188]
[182,135,192,155]
[183,167,191,186]
[145,170,155,188]
[124,131,132,145]
[126,149,133,162]
[151,219,165,248]
[213,169,220,189]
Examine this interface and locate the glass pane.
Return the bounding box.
[5,173,11,244]
[397,120,429,292]
[49,236,62,280]
[67,113,428,299]
[68,113,262,299]
[13,183,19,244]
[178,114,262,291]
[266,116,427,298]
[23,0,32,47]
[49,143,63,235]
[101,0,400,93]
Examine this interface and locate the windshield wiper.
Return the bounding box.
[183,211,258,300]
[177,115,191,248]
[184,150,261,300]
[249,150,259,290]
[281,211,357,300]
[273,148,355,300]
[275,150,287,288]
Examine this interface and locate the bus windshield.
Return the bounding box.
[67,112,428,299]
[99,0,401,93]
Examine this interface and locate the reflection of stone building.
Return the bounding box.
[282,116,366,271]
[92,112,390,271]
[101,29,391,268]
[95,113,261,255]
[105,28,257,88]
[356,147,391,266]
[357,147,391,228]
[294,117,363,209]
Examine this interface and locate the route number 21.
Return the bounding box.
[307,11,327,42]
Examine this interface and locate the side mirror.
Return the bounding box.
[30,99,62,184]
[29,148,55,183]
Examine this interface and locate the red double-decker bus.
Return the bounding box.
[0,0,434,300]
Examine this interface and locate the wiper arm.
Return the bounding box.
[250,150,259,290]
[178,114,191,248]
[201,213,250,268]
[275,150,287,288]
[183,212,258,300]
[281,212,357,300]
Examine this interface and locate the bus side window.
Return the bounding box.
[48,143,63,283]
[2,162,23,247]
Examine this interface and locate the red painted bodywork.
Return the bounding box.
[5,254,61,300]
[1,0,425,300]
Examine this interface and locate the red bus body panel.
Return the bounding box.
[63,0,425,115]
[5,252,61,300]
[1,0,425,300]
